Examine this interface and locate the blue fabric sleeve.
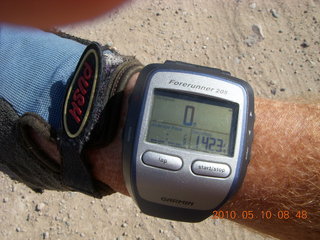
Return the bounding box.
[0,24,86,130]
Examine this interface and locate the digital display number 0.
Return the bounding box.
[183,106,195,126]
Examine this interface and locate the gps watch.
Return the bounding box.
[123,61,254,222]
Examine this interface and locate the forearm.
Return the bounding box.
[221,98,320,240]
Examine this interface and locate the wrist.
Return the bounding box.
[86,72,140,195]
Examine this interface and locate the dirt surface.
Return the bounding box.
[0,0,319,239]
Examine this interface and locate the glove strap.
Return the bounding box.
[60,43,142,196]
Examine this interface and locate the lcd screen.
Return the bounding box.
[146,89,239,156]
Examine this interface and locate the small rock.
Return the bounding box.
[249,3,256,9]
[280,88,286,92]
[271,88,277,95]
[36,203,45,212]
[159,229,164,233]
[267,81,276,86]
[80,233,85,237]
[170,222,175,229]
[43,232,49,239]
[308,60,315,66]
[3,198,8,203]
[245,24,264,47]
[270,9,279,18]
[252,24,264,39]
[121,223,128,228]
[301,40,310,48]
[16,227,21,232]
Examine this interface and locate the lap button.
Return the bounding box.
[142,151,183,171]
[192,161,231,178]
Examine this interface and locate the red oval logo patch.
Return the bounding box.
[63,45,100,138]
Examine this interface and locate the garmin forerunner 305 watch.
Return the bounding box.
[123,61,254,222]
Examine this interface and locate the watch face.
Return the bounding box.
[146,89,239,157]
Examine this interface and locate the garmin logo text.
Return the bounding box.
[161,197,194,206]
[169,79,215,92]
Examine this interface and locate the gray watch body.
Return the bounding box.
[123,61,254,222]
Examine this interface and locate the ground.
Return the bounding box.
[0,0,319,239]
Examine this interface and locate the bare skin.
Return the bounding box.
[221,99,320,240]
[1,0,128,28]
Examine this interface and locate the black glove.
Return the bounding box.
[0,33,143,198]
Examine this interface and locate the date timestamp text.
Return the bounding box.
[212,210,308,220]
